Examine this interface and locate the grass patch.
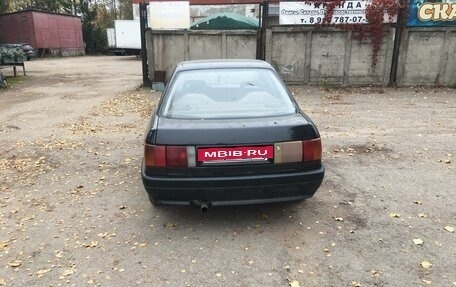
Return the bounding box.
[4,75,27,87]
[320,79,336,91]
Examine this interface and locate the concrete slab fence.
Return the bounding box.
[397,27,456,86]
[146,30,257,84]
[146,26,456,86]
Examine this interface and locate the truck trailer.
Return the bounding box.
[107,20,141,55]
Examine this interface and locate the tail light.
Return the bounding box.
[302,138,322,161]
[144,145,196,168]
[166,146,188,167]
[144,145,166,167]
[274,138,322,163]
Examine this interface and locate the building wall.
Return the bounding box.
[32,11,84,50]
[0,11,37,46]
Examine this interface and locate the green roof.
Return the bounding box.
[190,12,260,30]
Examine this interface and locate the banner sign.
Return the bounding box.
[149,1,190,30]
[407,0,456,27]
[279,1,395,25]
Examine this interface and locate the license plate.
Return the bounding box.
[198,146,274,162]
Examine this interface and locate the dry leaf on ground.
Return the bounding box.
[36,268,52,277]
[288,280,300,287]
[7,259,22,267]
[444,226,455,233]
[389,213,401,218]
[0,241,8,251]
[420,261,432,269]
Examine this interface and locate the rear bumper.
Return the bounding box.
[141,165,324,206]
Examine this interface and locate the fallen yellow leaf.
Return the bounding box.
[7,259,22,267]
[389,213,401,218]
[420,261,432,269]
[62,269,74,276]
[0,241,8,251]
[371,270,381,278]
[36,268,52,277]
[289,280,300,287]
[444,226,455,233]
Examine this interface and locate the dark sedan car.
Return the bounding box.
[20,43,36,60]
[142,60,324,209]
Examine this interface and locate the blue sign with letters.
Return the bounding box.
[407,0,456,26]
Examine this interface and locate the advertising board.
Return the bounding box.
[149,1,190,30]
[279,1,396,25]
[407,0,456,26]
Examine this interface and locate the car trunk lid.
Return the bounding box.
[154,114,317,145]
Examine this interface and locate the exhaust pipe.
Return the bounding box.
[200,202,208,213]
[191,200,210,212]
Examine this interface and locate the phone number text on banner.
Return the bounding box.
[280,1,370,25]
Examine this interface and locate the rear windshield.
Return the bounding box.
[160,68,296,119]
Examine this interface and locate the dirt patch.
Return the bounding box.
[0,57,455,287]
[330,143,393,156]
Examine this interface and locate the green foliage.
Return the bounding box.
[117,0,133,20]
[82,20,108,54]
[0,0,9,14]
[80,1,110,54]
[1,0,75,13]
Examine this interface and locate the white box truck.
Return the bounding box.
[106,20,141,55]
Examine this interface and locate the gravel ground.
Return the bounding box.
[0,56,455,287]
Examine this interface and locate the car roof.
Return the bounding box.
[175,59,274,72]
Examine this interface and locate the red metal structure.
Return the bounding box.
[0,10,84,55]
